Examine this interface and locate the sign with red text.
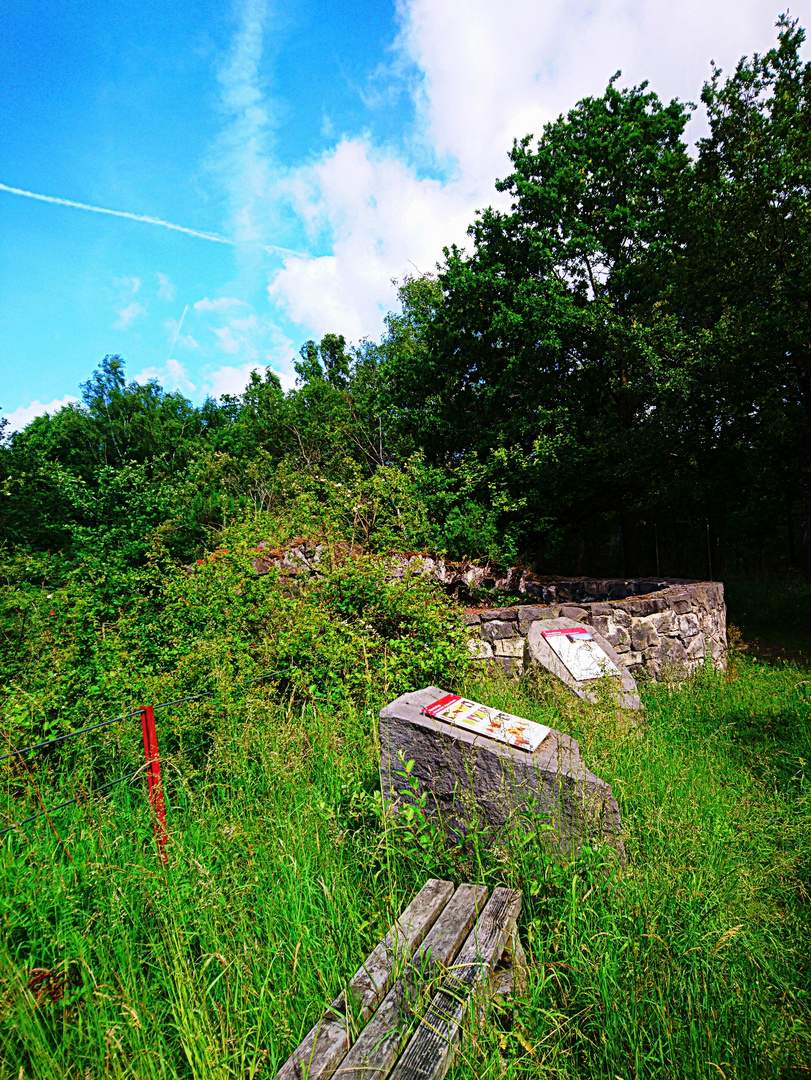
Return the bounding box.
[422,693,550,752]
[541,626,620,681]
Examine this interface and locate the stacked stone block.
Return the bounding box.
[464,582,727,681]
[247,545,727,684]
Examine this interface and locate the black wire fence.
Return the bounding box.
[0,674,277,842]
[1,770,140,837]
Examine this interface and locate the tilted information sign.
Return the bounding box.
[422,694,550,752]
[541,626,621,681]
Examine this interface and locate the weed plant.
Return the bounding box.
[0,645,808,1078]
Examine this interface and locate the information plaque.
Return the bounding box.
[422,693,551,752]
[541,626,621,682]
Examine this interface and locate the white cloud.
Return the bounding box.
[212,327,242,356]
[156,272,177,301]
[134,359,197,394]
[196,304,295,375]
[209,313,297,387]
[113,275,142,295]
[211,0,275,248]
[174,332,199,351]
[3,395,80,433]
[201,309,297,395]
[110,275,146,329]
[269,138,476,340]
[400,0,797,175]
[114,301,146,330]
[163,314,198,352]
[202,361,295,398]
[212,314,260,356]
[193,296,250,313]
[202,363,264,397]
[268,0,807,343]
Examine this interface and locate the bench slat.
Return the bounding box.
[335,883,488,1080]
[386,887,522,1080]
[276,879,454,1080]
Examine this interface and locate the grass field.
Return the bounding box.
[1,624,809,1077]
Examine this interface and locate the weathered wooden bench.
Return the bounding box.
[276,879,526,1080]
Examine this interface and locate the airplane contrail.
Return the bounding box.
[168,304,189,360]
[0,182,304,258]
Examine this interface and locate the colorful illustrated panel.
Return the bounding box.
[422,694,551,752]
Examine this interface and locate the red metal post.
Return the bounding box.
[140,705,168,864]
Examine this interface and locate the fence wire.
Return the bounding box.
[0,769,141,836]
[0,710,143,763]
[0,671,279,836]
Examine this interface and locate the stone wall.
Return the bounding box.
[248,545,727,683]
[464,581,727,681]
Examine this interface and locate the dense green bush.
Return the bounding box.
[0,532,471,782]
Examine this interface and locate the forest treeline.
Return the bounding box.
[3,15,810,580]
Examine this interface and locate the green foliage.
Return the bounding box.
[1,356,222,559]
[4,17,811,575]
[3,19,811,1077]
[0,653,808,1078]
[679,15,811,559]
[365,17,811,575]
[380,81,693,567]
[0,535,472,760]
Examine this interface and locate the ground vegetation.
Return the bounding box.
[1,15,810,1079]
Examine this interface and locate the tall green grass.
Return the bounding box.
[1,655,809,1078]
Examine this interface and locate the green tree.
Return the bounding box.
[287,334,383,473]
[1,357,218,558]
[685,13,811,568]
[79,354,216,470]
[386,81,693,570]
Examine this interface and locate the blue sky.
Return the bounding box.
[2,0,807,429]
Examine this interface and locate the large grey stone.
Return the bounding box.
[631,620,660,652]
[525,618,642,710]
[649,610,677,635]
[480,607,518,622]
[492,637,525,658]
[679,612,701,638]
[624,598,659,617]
[659,637,689,670]
[559,605,588,621]
[480,620,517,642]
[686,631,707,658]
[593,620,631,652]
[379,686,624,861]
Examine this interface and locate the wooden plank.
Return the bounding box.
[335,883,489,1080]
[386,887,522,1080]
[276,880,454,1080]
[491,934,529,1000]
